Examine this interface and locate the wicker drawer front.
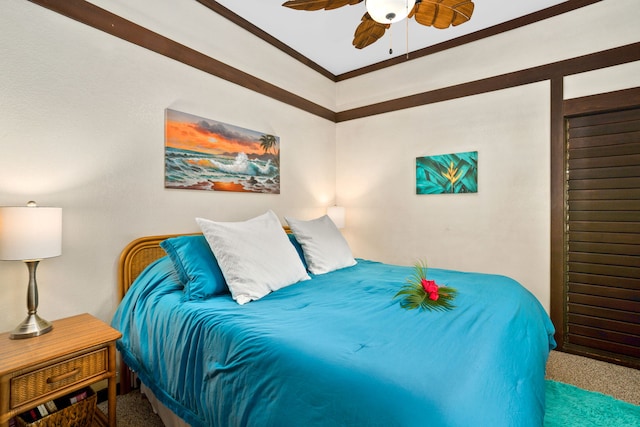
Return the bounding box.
[10,348,107,409]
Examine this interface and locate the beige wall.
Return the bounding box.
[337,83,552,307]
[0,1,336,332]
[335,0,640,311]
[0,0,638,332]
[336,0,640,111]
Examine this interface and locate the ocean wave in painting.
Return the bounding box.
[165,147,280,194]
[208,152,275,176]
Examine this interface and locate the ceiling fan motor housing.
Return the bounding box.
[365,0,413,24]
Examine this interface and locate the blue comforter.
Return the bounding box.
[112,257,556,427]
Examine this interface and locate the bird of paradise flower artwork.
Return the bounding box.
[394,260,457,312]
[416,151,478,194]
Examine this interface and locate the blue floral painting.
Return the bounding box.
[416,151,478,194]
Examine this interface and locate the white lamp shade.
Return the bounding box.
[366,0,413,24]
[0,206,62,261]
[327,206,346,229]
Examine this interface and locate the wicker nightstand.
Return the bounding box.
[0,313,121,427]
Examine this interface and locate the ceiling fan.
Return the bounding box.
[282,0,475,50]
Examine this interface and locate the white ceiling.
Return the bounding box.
[215,0,568,75]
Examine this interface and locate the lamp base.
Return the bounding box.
[10,313,53,339]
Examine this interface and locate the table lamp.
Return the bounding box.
[0,201,62,339]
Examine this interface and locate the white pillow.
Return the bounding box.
[196,211,310,304]
[285,215,357,275]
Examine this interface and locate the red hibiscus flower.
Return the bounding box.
[394,259,457,312]
[422,279,439,294]
[421,279,440,300]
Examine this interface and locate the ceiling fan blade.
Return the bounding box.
[282,0,363,11]
[414,0,474,29]
[352,13,389,49]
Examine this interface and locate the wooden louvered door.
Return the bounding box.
[564,107,640,368]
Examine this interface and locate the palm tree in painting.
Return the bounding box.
[260,134,280,168]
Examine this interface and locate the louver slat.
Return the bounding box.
[565,107,640,366]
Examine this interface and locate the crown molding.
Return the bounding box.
[26,0,638,123]
[192,0,603,82]
[28,0,336,121]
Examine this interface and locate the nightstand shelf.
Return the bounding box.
[0,314,121,427]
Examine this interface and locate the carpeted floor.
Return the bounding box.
[98,391,164,427]
[98,350,640,426]
[545,350,640,406]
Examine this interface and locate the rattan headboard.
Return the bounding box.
[117,233,197,300]
[117,227,292,300]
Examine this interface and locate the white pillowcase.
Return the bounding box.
[196,210,310,304]
[285,215,357,275]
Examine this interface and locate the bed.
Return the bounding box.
[112,215,556,427]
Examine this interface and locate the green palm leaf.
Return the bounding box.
[393,260,457,312]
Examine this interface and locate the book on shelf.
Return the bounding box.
[18,406,46,423]
[17,387,93,423]
[43,399,58,414]
[53,387,91,410]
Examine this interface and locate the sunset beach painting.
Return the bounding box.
[164,109,280,194]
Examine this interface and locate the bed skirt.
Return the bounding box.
[141,384,189,427]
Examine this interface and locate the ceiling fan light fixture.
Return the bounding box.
[365,0,413,24]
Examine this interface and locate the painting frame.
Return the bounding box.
[164,109,280,194]
[416,151,478,195]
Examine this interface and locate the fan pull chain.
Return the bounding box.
[389,25,393,55]
[406,12,409,59]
